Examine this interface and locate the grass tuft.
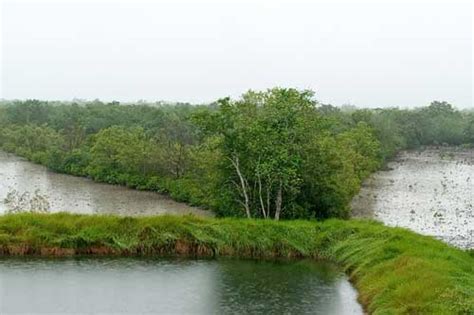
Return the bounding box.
[0,213,472,314]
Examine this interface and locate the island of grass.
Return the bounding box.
[0,213,472,314]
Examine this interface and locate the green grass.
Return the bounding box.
[0,213,472,314]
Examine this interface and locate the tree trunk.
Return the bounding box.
[229,155,251,218]
[266,187,271,219]
[257,173,267,218]
[274,181,282,220]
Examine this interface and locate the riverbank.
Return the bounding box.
[0,151,209,217]
[0,213,472,314]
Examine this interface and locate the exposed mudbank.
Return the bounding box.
[352,147,474,249]
[0,151,210,217]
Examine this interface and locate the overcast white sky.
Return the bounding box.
[0,0,472,107]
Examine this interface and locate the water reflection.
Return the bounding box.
[215,259,362,314]
[0,258,362,314]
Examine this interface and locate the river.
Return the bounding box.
[2,148,472,248]
[0,153,366,314]
[3,148,470,312]
[0,151,209,217]
[352,147,474,249]
[0,258,362,314]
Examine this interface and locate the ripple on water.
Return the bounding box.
[0,151,211,217]
[352,147,474,249]
[0,258,363,314]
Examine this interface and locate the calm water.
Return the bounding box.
[352,147,474,249]
[0,258,362,314]
[0,151,209,217]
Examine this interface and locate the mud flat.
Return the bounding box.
[0,151,210,217]
[352,147,474,249]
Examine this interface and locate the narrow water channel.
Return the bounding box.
[0,151,209,217]
[0,258,363,314]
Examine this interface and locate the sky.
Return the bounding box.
[0,0,472,108]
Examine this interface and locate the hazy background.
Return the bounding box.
[1,0,472,108]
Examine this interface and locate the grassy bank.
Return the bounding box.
[0,213,472,314]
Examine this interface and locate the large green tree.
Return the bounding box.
[195,88,316,218]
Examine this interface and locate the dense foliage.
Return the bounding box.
[0,90,472,219]
[0,213,473,314]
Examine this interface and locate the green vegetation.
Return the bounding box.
[0,91,472,219]
[0,93,472,313]
[0,213,472,314]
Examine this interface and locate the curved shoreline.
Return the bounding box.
[0,150,210,217]
[0,213,472,314]
[351,146,474,249]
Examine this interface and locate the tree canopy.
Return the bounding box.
[0,90,472,219]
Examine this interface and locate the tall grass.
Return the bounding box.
[0,213,472,314]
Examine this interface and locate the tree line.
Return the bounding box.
[0,88,472,219]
